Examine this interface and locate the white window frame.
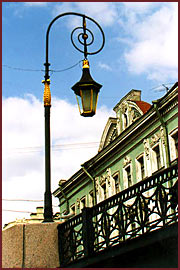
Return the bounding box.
[136,154,145,181]
[151,143,162,173]
[101,181,107,200]
[169,128,178,161]
[113,172,120,194]
[89,190,94,207]
[122,111,128,130]
[80,196,86,212]
[123,164,132,189]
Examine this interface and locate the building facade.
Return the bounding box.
[53,82,178,220]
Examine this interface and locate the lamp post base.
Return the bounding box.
[43,190,54,223]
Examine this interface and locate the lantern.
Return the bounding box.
[72,60,102,117]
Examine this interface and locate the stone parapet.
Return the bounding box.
[2,222,61,268]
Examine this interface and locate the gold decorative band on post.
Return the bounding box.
[42,79,51,106]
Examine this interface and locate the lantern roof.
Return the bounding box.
[71,60,102,96]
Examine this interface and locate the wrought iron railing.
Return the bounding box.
[57,162,178,266]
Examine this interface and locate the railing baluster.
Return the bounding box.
[82,207,94,257]
[58,224,66,266]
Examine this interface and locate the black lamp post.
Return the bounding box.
[42,12,105,222]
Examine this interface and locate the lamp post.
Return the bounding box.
[42,12,105,222]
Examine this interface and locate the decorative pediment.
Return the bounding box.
[98,117,117,151]
[98,90,151,151]
[130,107,142,123]
[120,102,128,114]
[113,90,151,134]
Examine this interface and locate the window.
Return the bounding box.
[169,129,178,162]
[124,113,128,128]
[126,166,132,187]
[122,110,128,130]
[101,182,107,199]
[113,173,120,194]
[172,132,178,158]
[80,197,86,212]
[136,155,145,180]
[89,190,94,207]
[153,144,161,170]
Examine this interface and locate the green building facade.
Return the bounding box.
[53,82,178,220]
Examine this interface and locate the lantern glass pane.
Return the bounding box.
[92,90,98,114]
[80,89,92,113]
[75,95,82,115]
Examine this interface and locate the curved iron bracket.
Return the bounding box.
[44,12,105,80]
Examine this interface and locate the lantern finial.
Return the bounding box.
[83,59,89,69]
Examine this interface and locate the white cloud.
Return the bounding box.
[52,2,177,83]
[2,95,112,226]
[75,2,118,26]
[24,2,48,7]
[52,2,118,27]
[98,62,112,71]
[123,2,159,15]
[121,3,178,82]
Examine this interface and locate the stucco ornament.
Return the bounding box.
[117,116,121,134]
[100,175,106,185]
[95,177,99,192]
[150,133,160,146]
[120,102,128,114]
[160,126,165,144]
[110,128,118,142]
[106,168,112,187]
[130,107,141,123]
[143,139,150,160]
[123,156,131,167]
[106,168,111,176]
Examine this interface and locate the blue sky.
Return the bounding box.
[2,2,178,227]
[3,2,178,106]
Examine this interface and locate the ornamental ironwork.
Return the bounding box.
[44,12,105,81]
[58,162,178,267]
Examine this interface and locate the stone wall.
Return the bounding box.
[2,222,61,268]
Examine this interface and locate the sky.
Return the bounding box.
[2,2,178,227]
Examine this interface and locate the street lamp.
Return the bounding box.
[42,12,105,222]
[72,59,102,117]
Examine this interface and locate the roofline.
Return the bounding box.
[152,81,178,103]
[113,89,141,111]
[83,82,178,167]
